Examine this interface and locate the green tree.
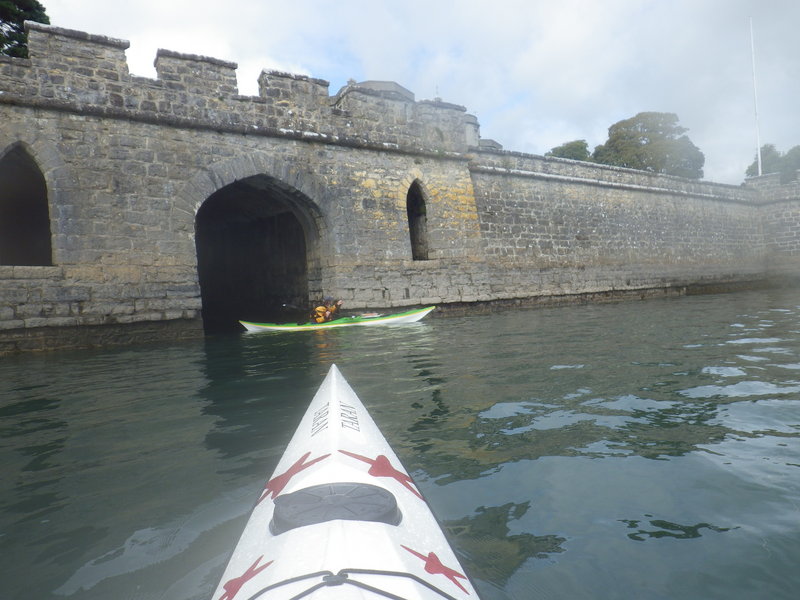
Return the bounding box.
[546,139,591,162]
[592,112,705,179]
[745,144,783,177]
[746,144,800,183]
[782,146,800,183]
[0,0,49,59]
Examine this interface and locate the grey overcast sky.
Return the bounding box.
[44,0,799,185]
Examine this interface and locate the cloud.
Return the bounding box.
[43,0,800,184]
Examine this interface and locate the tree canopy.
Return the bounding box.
[592,112,704,179]
[785,146,800,182]
[0,0,49,58]
[746,144,800,183]
[545,139,591,162]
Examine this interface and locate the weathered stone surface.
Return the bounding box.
[1,22,799,354]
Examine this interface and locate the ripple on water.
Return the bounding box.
[589,395,678,412]
[712,399,800,435]
[478,401,543,420]
[701,366,748,377]
[679,380,800,400]
[737,354,770,362]
[753,347,796,356]
[725,337,783,345]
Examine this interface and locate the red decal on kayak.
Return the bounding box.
[401,545,469,594]
[338,450,423,500]
[258,452,331,503]
[218,555,273,600]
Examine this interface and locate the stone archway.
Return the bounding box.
[0,144,52,265]
[195,174,323,333]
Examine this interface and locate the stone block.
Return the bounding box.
[0,286,29,303]
[0,319,25,330]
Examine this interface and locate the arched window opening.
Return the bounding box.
[406,181,429,261]
[0,146,52,266]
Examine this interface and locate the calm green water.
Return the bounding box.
[2,290,800,600]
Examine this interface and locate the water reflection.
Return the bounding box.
[619,516,737,541]
[466,390,732,465]
[1,291,799,599]
[199,332,318,465]
[0,345,230,600]
[445,502,566,584]
[396,296,800,483]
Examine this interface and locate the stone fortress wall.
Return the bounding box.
[1,22,798,353]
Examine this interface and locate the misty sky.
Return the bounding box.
[44,0,799,185]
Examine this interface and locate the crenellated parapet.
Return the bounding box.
[0,22,478,153]
[27,22,131,80]
[154,49,239,96]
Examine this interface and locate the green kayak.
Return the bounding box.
[239,306,435,332]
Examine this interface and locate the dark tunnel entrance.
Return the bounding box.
[0,145,52,266]
[195,176,318,333]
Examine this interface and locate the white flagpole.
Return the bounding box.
[750,17,762,176]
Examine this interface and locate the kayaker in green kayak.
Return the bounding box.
[240,306,434,332]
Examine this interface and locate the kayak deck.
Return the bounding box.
[211,364,477,599]
[240,305,435,332]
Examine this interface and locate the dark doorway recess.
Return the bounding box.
[0,145,52,266]
[195,176,318,333]
[406,180,429,260]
